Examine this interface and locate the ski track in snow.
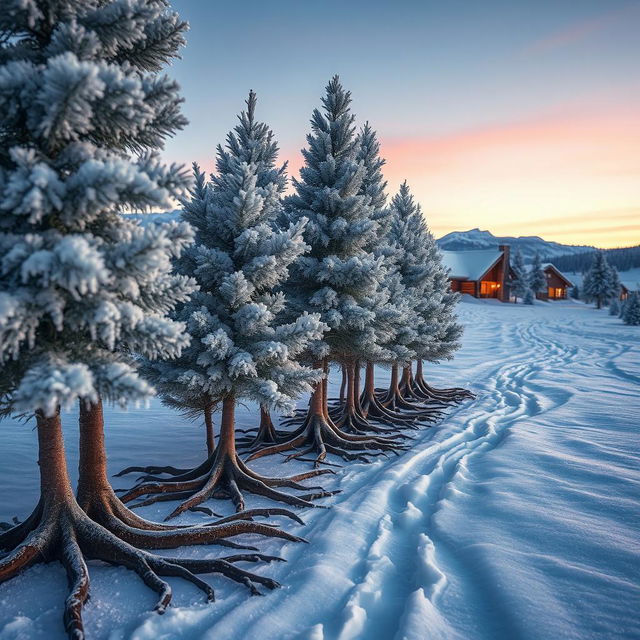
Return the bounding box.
[1,301,639,640]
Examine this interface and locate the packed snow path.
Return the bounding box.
[1,300,639,639]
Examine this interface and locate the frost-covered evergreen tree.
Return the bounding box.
[131,167,219,455]
[608,265,621,303]
[123,92,329,516]
[246,77,401,466]
[330,122,412,433]
[511,249,529,303]
[609,297,620,316]
[353,134,421,428]
[622,292,640,325]
[384,182,468,409]
[571,284,580,299]
[619,298,627,318]
[528,252,546,297]
[0,4,292,636]
[523,288,535,305]
[584,251,614,309]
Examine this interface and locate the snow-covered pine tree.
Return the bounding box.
[120,92,329,517]
[619,298,627,318]
[352,131,422,430]
[511,249,529,303]
[622,292,640,325]
[571,284,580,299]
[523,288,535,305]
[384,182,468,410]
[581,271,593,302]
[608,265,621,303]
[528,252,546,298]
[584,251,614,309]
[328,122,411,435]
[246,77,402,467]
[0,4,294,635]
[609,297,620,316]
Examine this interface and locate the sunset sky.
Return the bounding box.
[165,0,640,248]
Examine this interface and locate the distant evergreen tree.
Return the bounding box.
[609,298,620,316]
[608,265,621,302]
[552,245,640,274]
[622,292,640,325]
[511,249,529,303]
[528,252,547,297]
[584,251,615,309]
[619,299,627,318]
[523,288,535,305]
[570,284,580,299]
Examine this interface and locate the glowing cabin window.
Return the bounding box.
[480,281,500,296]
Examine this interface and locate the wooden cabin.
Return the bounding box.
[441,245,511,302]
[620,284,629,301]
[539,263,573,300]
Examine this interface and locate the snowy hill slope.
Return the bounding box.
[1,301,639,640]
[437,228,594,262]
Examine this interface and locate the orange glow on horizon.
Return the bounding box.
[193,106,640,250]
[277,107,636,249]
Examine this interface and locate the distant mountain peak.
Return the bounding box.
[437,229,594,262]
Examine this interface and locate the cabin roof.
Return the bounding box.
[620,280,638,292]
[542,263,573,287]
[441,249,504,281]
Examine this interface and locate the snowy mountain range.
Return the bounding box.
[436,228,594,262]
[130,216,612,267]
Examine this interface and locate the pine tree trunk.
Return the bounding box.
[345,361,355,416]
[204,403,215,456]
[38,408,75,507]
[218,394,236,458]
[321,358,330,419]
[388,364,399,396]
[353,359,364,415]
[76,399,110,504]
[399,364,412,394]
[312,362,325,418]
[339,364,347,404]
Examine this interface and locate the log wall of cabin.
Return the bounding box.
[542,269,569,299]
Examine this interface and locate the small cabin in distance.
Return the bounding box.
[539,263,573,300]
[441,245,511,302]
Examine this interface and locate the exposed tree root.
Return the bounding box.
[117,395,334,518]
[244,362,409,467]
[117,453,332,519]
[413,360,475,402]
[321,362,398,434]
[246,408,406,468]
[114,464,193,479]
[359,388,422,429]
[375,365,448,421]
[0,501,285,639]
[236,406,286,451]
[1,408,293,640]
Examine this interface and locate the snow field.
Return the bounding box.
[1,299,639,639]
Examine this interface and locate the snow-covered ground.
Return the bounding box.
[1,299,639,640]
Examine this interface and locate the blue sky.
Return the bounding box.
[163,0,640,247]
